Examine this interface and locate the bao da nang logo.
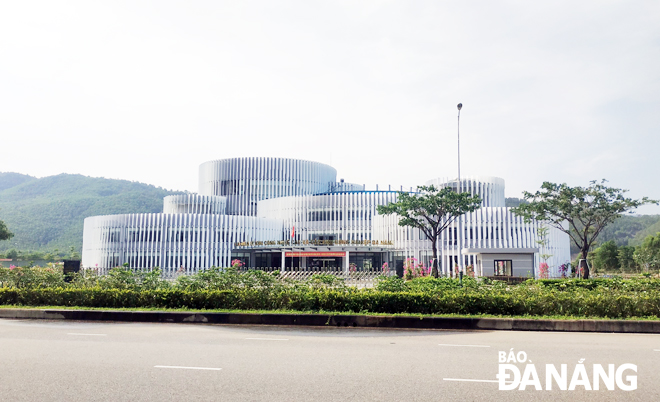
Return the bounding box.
[497,349,637,391]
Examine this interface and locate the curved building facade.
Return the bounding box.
[425,176,506,207]
[257,191,401,243]
[163,194,227,215]
[198,157,337,216]
[82,213,281,274]
[82,157,570,278]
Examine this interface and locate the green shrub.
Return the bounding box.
[0,264,67,288]
[3,267,660,318]
[1,284,660,318]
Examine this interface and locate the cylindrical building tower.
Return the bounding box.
[163,194,227,215]
[198,157,337,216]
[424,176,506,207]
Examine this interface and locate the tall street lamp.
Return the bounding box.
[457,103,462,187]
[455,103,463,278]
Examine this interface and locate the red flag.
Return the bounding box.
[291,226,295,238]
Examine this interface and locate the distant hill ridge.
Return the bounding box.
[0,172,36,191]
[0,172,183,252]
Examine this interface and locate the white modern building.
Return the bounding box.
[82,157,570,278]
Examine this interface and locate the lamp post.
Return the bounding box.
[457,103,462,186]
[456,103,463,279]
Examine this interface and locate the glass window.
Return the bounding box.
[494,260,512,276]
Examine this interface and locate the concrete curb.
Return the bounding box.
[1,308,660,333]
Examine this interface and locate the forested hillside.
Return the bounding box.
[0,173,182,253]
[562,214,660,256]
[598,215,660,246]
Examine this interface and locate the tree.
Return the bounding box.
[376,185,482,278]
[592,240,619,272]
[513,180,657,279]
[68,246,81,260]
[618,245,638,272]
[0,218,13,242]
[633,232,660,272]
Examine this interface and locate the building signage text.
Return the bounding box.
[234,239,394,247]
[285,252,346,257]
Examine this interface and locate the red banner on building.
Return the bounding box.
[285,251,346,257]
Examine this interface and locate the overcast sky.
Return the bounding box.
[1,1,659,213]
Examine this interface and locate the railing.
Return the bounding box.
[87,266,392,287]
[483,276,529,284]
[239,266,390,287]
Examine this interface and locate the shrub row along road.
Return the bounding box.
[1,319,659,401]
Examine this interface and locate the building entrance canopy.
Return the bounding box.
[235,247,389,272]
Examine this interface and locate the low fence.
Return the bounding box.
[88,266,391,287]
[239,266,390,287]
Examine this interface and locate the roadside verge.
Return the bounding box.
[1,308,660,333]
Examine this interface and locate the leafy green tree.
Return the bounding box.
[592,240,619,272]
[68,246,81,260]
[377,185,482,278]
[618,245,637,272]
[512,180,657,279]
[633,232,660,272]
[0,218,13,242]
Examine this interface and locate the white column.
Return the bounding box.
[344,251,349,274]
[281,250,286,272]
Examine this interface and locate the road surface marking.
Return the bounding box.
[67,333,107,336]
[246,337,289,341]
[154,366,222,371]
[438,343,490,348]
[443,378,499,383]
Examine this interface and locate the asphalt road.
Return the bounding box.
[1,319,659,401]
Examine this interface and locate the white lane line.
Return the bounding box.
[438,343,490,348]
[443,378,499,383]
[246,338,289,341]
[154,366,222,371]
[67,333,107,336]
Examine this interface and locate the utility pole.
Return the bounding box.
[457,103,462,185]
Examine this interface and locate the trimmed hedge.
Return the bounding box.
[2,286,660,318]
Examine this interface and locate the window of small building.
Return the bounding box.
[494,260,512,276]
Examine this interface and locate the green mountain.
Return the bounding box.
[0,173,182,252]
[505,197,527,208]
[562,214,660,256]
[598,215,660,247]
[0,172,36,191]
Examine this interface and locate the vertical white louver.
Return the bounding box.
[82,213,282,274]
[198,157,337,216]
